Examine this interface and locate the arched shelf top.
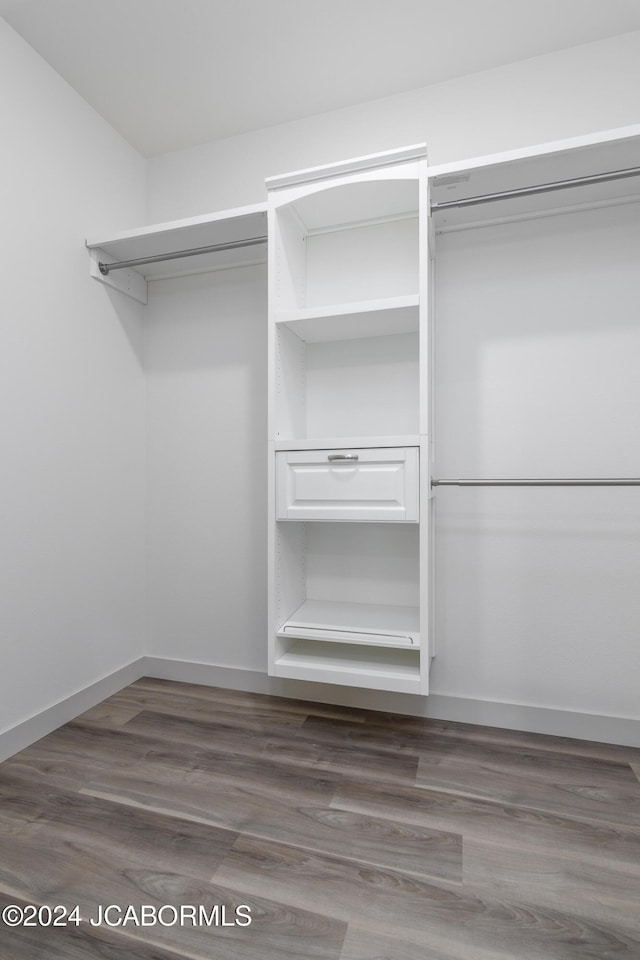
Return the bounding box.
[280,177,420,234]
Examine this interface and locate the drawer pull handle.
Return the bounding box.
[328,454,359,461]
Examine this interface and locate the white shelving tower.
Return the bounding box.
[266,145,432,695]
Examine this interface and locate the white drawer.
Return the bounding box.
[276,447,419,521]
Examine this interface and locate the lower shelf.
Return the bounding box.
[272,639,422,694]
[278,598,419,648]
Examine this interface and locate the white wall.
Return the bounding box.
[145,265,268,670]
[147,31,640,221]
[142,31,640,736]
[0,19,146,738]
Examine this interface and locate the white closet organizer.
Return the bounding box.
[86,123,640,706]
[266,145,432,695]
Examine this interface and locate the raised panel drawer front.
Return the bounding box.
[276,447,419,521]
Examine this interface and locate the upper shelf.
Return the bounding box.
[429,124,640,231]
[86,203,267,303]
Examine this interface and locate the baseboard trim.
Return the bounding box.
[0,659,146,762]
[2,656,638,762]
[142,657,640,748]
[423,694,640,748]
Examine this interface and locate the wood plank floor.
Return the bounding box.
[1,678,639,959]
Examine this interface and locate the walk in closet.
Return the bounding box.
[87,123,640,711]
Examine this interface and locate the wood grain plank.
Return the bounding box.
[0,768,238,882]
[301,714,640,828]
[103,690,308,733]
[462,836,640,935]
[0,832,346,960]
[125,678,368,723]
[78,758,337,825]
[72,770,459,884]
[120,710,419,786]
[303,714,640,781]
[332,780,640,869]
[301,715,434,757]
[74,701,144,728]
[3,720,342,800]
[214,835,640,959]
[415,740,640,828]
[339,927,462,960]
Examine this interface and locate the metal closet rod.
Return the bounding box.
[430,164,640,211]
[432,478,640,487]
[98,235,268,276]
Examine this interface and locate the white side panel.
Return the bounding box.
[272,204,306,311]
[274,522,306,629]
[275,324,306,440]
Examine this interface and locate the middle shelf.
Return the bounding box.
[275,294,419,342]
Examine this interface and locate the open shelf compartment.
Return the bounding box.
[276,326,419,443]
[271,521,424,693]
[272,176,420,313]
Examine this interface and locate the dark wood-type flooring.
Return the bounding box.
[1,678,639,959]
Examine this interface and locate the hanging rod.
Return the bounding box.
[430,165,640,211]
[98,235,268,276]
[432,478,640,487]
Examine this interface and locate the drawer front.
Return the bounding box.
[276,447,419,521]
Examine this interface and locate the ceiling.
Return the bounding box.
[2,0,640,158]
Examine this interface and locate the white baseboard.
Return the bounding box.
[423,694,640,748]
[0,659,146,762]
[2,656,639,762]
[142,656,640,748]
